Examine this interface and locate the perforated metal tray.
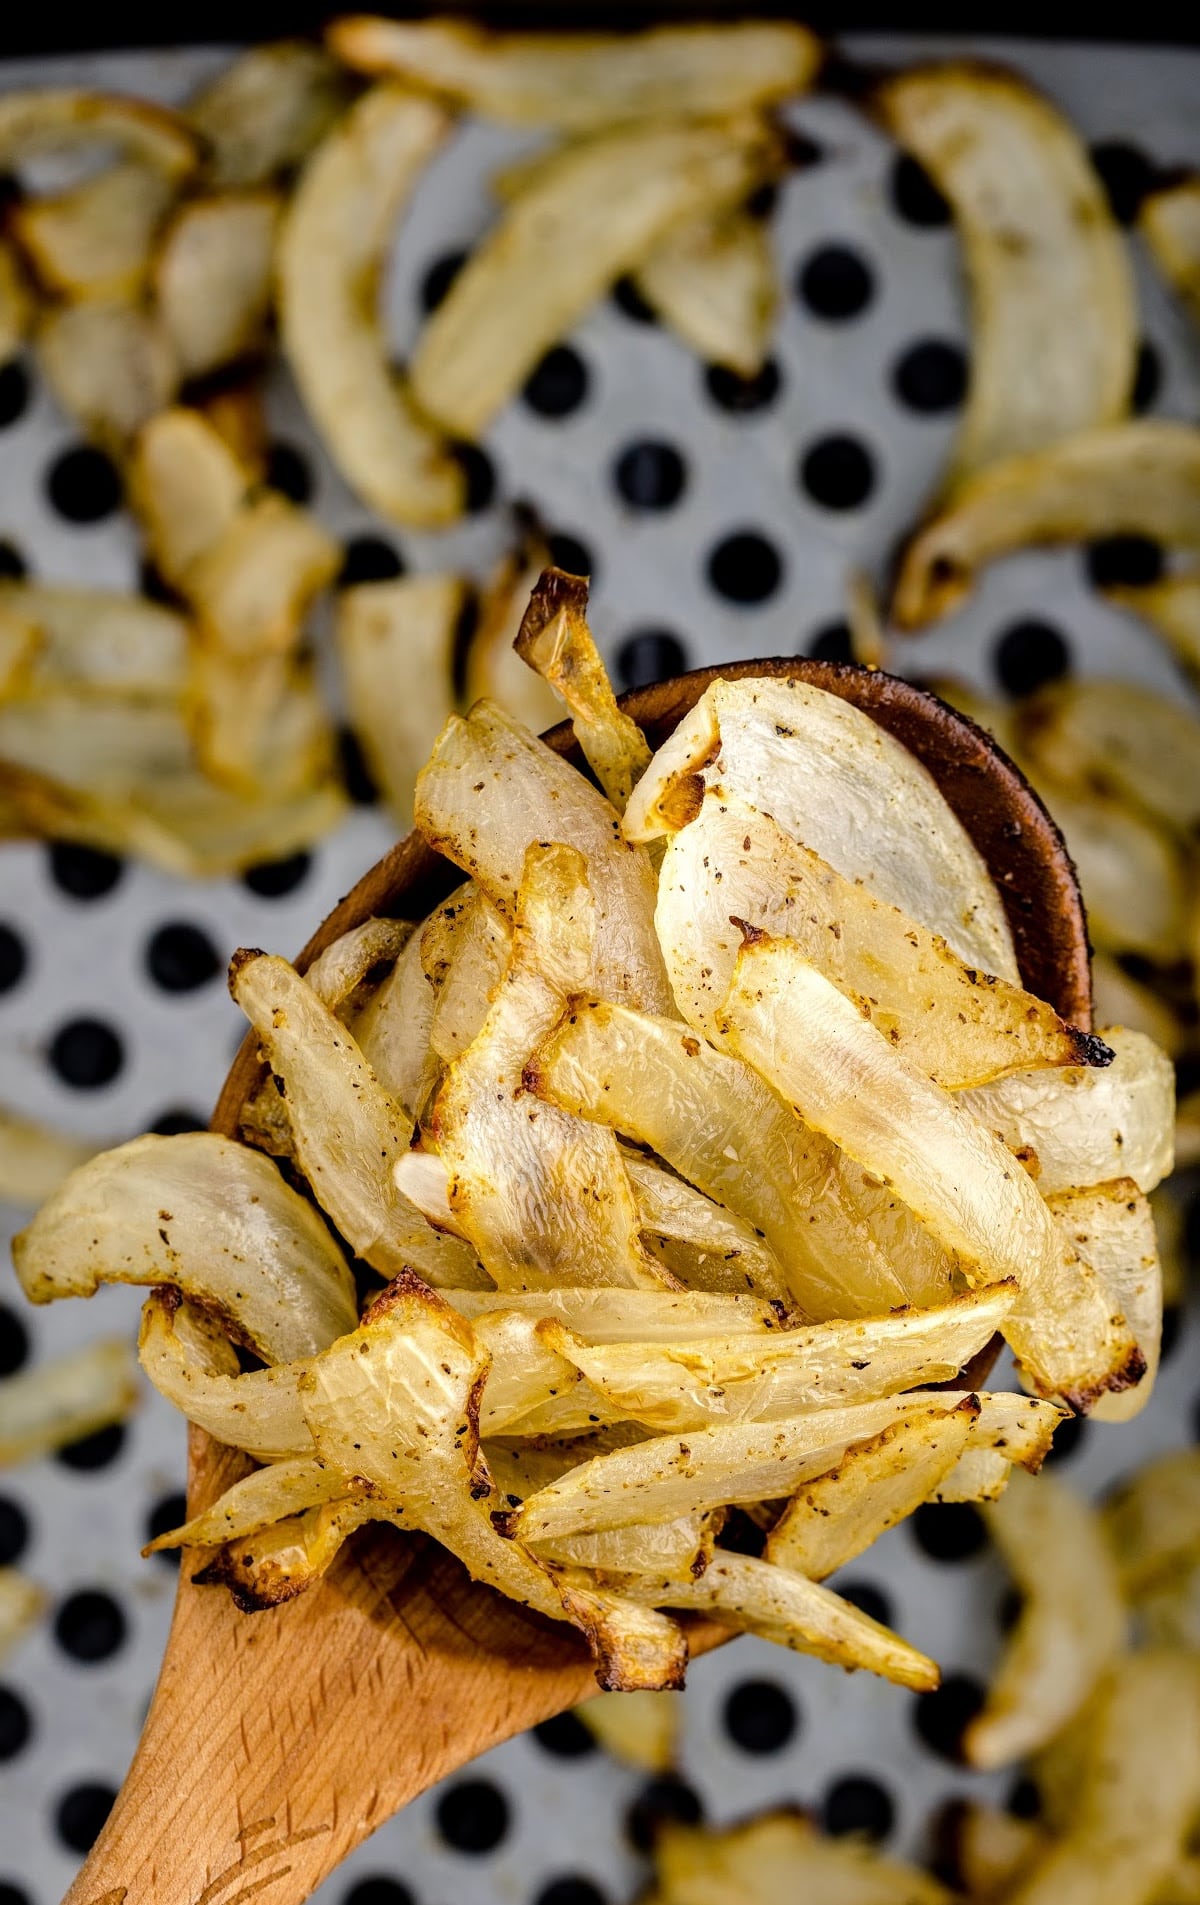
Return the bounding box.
[1,33,1198,1905]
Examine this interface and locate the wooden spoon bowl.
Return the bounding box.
[65,659,1090,1905]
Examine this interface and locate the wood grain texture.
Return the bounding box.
[65,660,1091,1905]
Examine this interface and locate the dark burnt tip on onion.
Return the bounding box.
[1114,1343,1149,1394]
[1076,1029,1116,1068]
[1061,1339,1148,1416]
[729,915,768,948]
[519,564,591,641]
[227,946,265,991]
[360,1265,433,1327]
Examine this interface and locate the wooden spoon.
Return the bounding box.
[64,659,1090,1905]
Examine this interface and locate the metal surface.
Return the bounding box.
[0,34,1198,1904]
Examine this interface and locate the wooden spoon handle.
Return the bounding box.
[60,1557,357,1905]
[64,1535,600,1905]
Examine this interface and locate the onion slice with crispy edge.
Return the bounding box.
[933,1448,1013,1505]
[547,1577,689,1691]
[482,1426,639,1485]
[279,84,464,528]
[301,1272,688,1689]
[1050,1180,1161,1425]
[187,41,352,189]
[421,888,472,994]
[834,1158,959,1311]
[326,16,820,127]
[0,1338,139,1466]
[515,567,651,813]
[893,421,1200,630]
[137,1290,312,1462]
[397,1145,793,1307]
[653,789,1101,1085]
[192,640,296,790]
[1106,573,1200,685]
[37,299,178,451]
[534,1521,716,1578]
[172,490,340,666]
[1102,1447,1200,1598]
[12,160,176,300]
[454,1287,784,1340]
[766,1400,978,1581]
[575,1690,681,1774]
[497,1390,1061,1543]
[844,569,888,670]
[305,917,414,1014]
[488,1439,714,1573]
[1006,1653,1200,1905]
[619,1153,792,1305]
[1017,674,1200,839]
[956,1025,1175,1197]
[924,674,1020,757]
[1133,1561,1200,1659]
[465,538,564,735]
[229,949,482,1289]
[195,1498,387,1612]
[240,915,413,1163]
[634,205,776,378]
[964,1466,1125,1771]
[1140,177,1200,328]
[0,695,185,795]
[308,914,415,1021]
[0,1570,43,1665]
[872,64,1135,484]
[1030,779,1187,963]
[142,1456,349,1554]
[429,892,511,1063]
[0,87,198,178]
[416,699,670,1012]
[529,998,911,1318]
[154,190,280,380]
[410,113,779,440]
[933,1389,1067,1503]
[188,651,336,801]
[626,675,1017,980]
[471,1310,602,1435]
[614,1552,938,1692]
[0,685,334,816]
[192,373,268,476]
[936,1387,1070,1501]
[129,407,248,587]
[946,1806,1046,1902]
[0,757,346,878]
[430,843,669,1292]
[336,575,465,827]
[0,583,189,699]
[348,917,444,1128]
[13,1132,357,1362]
[653,1812,954,1905]
[540,1286,1016,1433]
[0,1106,100,1206]
[716,935,1140,1409]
